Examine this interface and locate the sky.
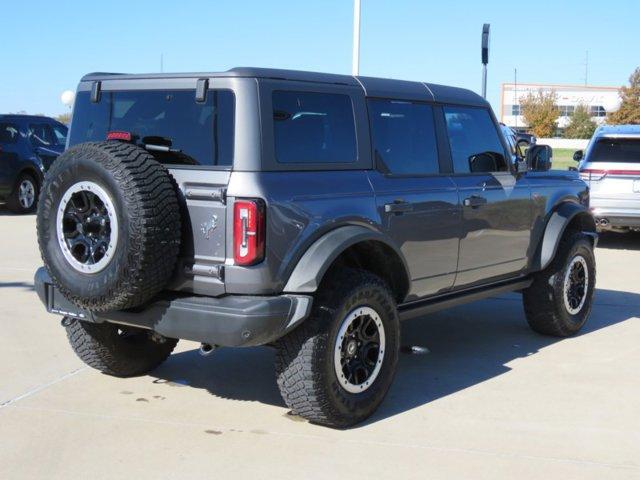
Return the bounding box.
[1,0,638,117]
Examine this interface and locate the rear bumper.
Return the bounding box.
[34,267,312,347]
[591,205,640,229]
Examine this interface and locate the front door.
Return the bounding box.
[442,105,532,287]
[367,98,459,300]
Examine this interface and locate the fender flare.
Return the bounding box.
[282,225,410,294]
[537,202,596,271]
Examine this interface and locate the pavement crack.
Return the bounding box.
[0,367,88,409]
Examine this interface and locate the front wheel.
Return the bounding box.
[523,232,596,336]
[275,269,400,428]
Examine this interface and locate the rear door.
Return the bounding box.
[366,98,459,299]
[442,105,532,287]
[28,122,60,170]
[69,81,236,296]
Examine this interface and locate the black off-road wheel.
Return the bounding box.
[37,141,181,312]
[523,232,596,337]
[66,318,177,377]
[275,268,400,428]
[7,172,38,214]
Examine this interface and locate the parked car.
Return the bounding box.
[34,68,596,428]
[0,115,67,213]
[500,123,536,155]
[574,125,640,232]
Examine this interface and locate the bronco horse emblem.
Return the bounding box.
[200,214,218,240]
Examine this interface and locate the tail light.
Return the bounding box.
[233,199,265,266]
[106,131,132,141]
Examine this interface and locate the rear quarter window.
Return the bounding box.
[589,138,640,163]
[0,123,20,144]
[69,89,234,167]
[272,91,357,164]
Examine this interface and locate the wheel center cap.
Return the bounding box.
[346,340,358,357]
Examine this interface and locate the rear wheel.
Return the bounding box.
[523,232,595,336]
[66,318,177,377]
[275,269,400,428]
[7,173,38,214]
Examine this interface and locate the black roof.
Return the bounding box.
[80,67,487,107]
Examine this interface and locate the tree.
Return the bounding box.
[56,112,71,125]
[608,67,640,125]
[564,104,597,139]
[520,90,559,138]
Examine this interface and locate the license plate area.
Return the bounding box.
[46,284,90,320]
[633,180,640,193]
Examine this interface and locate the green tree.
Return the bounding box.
[564,104,597,139]
[608,67,640,125]
[520,90,559,138]
[56,112,71,125]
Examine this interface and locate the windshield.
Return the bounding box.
[589,138,640,163]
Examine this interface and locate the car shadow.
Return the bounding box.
[598,231,640,251]
[0,204,34,216]
[149,287,639,425]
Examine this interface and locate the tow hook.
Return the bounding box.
[199,343,218,356]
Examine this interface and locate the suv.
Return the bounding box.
[574,125,640,232]
[0,115,68,213]
[34,68,597,428]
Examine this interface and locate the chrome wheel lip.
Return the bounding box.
[55,181,119,274]
[18,179,35,209]
[333,306,386,394]
[563,255,589,315]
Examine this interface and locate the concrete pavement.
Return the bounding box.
[1,208,638,479]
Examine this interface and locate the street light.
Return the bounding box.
[481,23,490,99]
[352,0,361,76]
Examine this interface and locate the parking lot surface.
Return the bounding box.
[0,209,638,480]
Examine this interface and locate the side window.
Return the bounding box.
[368,99,439,175]
[444,106,508,174]
[272,91,357,164]
[28,123,56,147]
[52,123,68,146]
[0,123,20,144]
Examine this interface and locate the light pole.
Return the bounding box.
[352,0,361,76]
[481,23,490,99]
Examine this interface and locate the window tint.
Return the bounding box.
[368,99,439,175]
[0,123,19,144]
[69,90,235,167]
[444,106,508,173]
[52,123,68,146]
[589,138,640,163]
[272,91,357,164]
[29,123,56,147]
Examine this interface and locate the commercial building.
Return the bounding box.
[500,83,621,134]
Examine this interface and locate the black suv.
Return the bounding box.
[0,115,67,213]
[34,68,596,427]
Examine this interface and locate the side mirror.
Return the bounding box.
[573,150,583,162]
[526,144,553,172]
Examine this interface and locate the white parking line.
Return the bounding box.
[0,367,87,409]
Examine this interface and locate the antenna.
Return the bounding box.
[583,50,589,86]
[352,0,361,76]
[514,68,518,129]
[481,24,490,99]
[160,53,164,73]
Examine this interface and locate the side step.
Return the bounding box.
[398,277,532,321]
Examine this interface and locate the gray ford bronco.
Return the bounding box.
[34,68,597,427]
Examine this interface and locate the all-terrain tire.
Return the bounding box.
[66,318,178,377]
[37,141,181,311]
[7,172,38,214]
[275,268,400,428]
[523,232,595,336]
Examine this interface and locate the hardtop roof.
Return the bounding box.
[80,67,488,107]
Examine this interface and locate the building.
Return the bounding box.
[500,83,621,134]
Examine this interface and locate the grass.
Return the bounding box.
[552,148,578,170]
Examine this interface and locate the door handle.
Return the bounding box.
[384,200,413,214]
[463,195,487,208]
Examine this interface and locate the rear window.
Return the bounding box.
[69,89,234,167]
[368,99,439,175]
[0,123,19,144]
[272,91,357,164]
[589,138,640,163]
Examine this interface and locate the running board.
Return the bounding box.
[398,277,532,321]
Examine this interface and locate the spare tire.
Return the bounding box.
[37,141,181,312]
